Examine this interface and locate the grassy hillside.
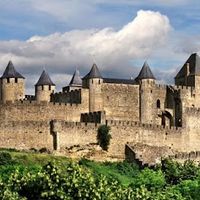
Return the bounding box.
[0,149,200,199]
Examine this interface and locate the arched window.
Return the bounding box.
[157,99,161,108]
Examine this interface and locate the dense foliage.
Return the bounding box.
[97,125,111,151]
[1,151,200,199]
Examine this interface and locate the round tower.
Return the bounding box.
[83,63,103,112]
[0,61,25,103]
[136,61,156,124]
[35,70,55,102]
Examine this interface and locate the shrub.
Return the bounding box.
[161,159,199,185]
[0,152,13,165]
[97,125,111,151]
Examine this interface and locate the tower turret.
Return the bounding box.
[136,61,156,124]
[83,63,103,112]
[35,70,55,102]
[175,53,200,107]
[0,61,25,103]
[63,69,82,92]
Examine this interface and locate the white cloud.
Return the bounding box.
[0,10,171,94]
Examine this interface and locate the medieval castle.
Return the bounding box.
[0,53,200,165]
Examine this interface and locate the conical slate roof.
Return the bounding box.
[83,63,102,79]
[35,70,55,86]
[175,53,200,78]
[135,61,155,81]
[69,69,82,86]
[1,61,24,79]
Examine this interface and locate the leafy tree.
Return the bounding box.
[97,125,111,151]
[161,159,199,185]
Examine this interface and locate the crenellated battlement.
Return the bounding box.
[155,84,167,89]
[11,100,81,108]
[51,89,81,104]
[81,111,106,123]
[106,120,182,132]
[185,107,200,114]
[173,85,194,91]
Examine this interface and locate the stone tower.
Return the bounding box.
[175,53,200,107]
[63,69,82,92]
[0,61,25,103]
[83,63,103,112]
[35,70,55,102]
[136,61,155,124]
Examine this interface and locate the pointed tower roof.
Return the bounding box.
[135,61,155,81]
[35,70,55,86]
[69,69,82,86]
[1,61,24,79]
[175,53,200,78]
[83,63,102,79]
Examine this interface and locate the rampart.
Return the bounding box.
[51,89,82,103]
[81,111,106,123]
[0,100,89,122]
[0,117,198,160]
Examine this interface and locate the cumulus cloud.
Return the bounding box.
[0,10,171,94]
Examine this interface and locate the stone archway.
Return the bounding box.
[161,111,173,127]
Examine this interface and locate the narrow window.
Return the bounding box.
[98,79,101,84]
[157,99,161,108]
[49,85,51,90]
[7,78,10,83]
[42,85,44,90]
[15,78,18,83]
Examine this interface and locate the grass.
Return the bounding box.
[0,149,140,186]
[79,158,140,186]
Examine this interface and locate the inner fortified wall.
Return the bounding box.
[102,83,139,121]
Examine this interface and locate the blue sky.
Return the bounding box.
[1,1,200,40]
[0,0,200,93]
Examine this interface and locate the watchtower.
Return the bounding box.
[0,61,25,103]
[82,64,103,112]
[136,61,156,124]
[35,70,55,102]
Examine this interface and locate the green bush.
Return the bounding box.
[0,152,14,165]
[0,161,135,200]
[97,125,111,151]
[131,168,166,190]
[161,159,199,185]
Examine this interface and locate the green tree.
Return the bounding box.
[161,159,199,185]
[97,125,111,151]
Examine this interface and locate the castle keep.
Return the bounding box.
[1,53,200,164]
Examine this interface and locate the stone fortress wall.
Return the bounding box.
[0,54,200,164]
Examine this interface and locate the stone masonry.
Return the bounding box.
[0,53,200,164]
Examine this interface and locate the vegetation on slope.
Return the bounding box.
[0,149,200,199]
